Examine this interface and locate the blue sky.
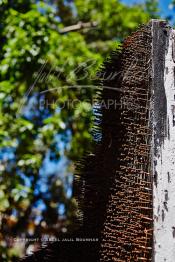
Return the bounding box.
[122,0,175,22]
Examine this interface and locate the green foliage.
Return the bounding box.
[144,0,159,18]
[75,0,151,39]
[0,0,159,260]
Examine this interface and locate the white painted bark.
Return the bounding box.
[153,28,175,261]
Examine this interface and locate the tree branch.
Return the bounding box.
[58,21,98,34]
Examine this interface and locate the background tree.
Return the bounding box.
[0,0,162,260]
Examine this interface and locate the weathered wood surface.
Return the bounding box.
[152,20,175,262]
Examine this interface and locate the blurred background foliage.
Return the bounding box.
[0,0,173,260]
